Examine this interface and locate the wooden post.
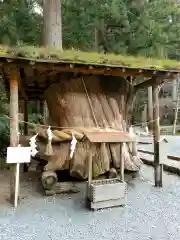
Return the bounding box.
[152,84,163,187]
[172,78,177,101]
[9,69,19,204]
[14,163,20,208]
[87,151,93,199]
[24,99,28,136]
[148,86,153,129]
[173,78,180,135]
[23,99,29,173]
[36,100,39,122]
[44,101,49,124]
[40,100,44,115]
[88,151,93,187]
[39,100,44,124]
[120,143,124,182]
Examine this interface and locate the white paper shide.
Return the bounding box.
[70,134,77,159]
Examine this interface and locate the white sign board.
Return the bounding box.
[7,147,31,164]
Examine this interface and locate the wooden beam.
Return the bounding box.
[152,84,163,187]
[34,64,161,78]
[9,68,19,203]
[135,76,162,90]
[135,74,178,90]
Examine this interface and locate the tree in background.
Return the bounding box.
[0,0,42,45]
[43,0,62,48]
[1,0,180,59]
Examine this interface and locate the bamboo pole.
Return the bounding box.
[9,69,19,203]
[152,84,163,187]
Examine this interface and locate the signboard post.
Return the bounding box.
[7,146,31,208]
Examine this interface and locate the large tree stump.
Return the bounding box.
[36,75,141,180]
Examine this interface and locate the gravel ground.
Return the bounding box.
[0,166,180,240]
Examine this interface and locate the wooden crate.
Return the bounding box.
[87,178,126,210]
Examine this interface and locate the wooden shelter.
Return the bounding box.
[0,45,180,203]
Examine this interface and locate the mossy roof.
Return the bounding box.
[0,45,180,73]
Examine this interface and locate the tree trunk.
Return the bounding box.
[43,0,62,49]
[35,76,142,180]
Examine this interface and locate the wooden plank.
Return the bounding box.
[152,84,163,187]
[139,152,180,176]
[84,132,136,143]
[90,181,126,202]
[9,69,19,204]
[168,155,180,161]
[138,148,180,162]
[88,198,125,210]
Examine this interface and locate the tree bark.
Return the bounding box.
[43,0,62,49]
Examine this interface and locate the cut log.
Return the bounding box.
[41,171,58,190]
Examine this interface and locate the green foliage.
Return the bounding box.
[1,0,180,60]
[61,0,180,59]
[0,0,42,45]
[0,79,9,164]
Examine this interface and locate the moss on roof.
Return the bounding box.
[0,45,180,71]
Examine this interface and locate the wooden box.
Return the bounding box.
[87,178,126,210]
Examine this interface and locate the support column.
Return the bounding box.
[23,99,29,173]
[172,78,177,101]
[40,100,44,124]
[152,84,163,187]
[9,69,19,202]
[148,86,153,128]
[44,101,49,124]
[24,99,28,136]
